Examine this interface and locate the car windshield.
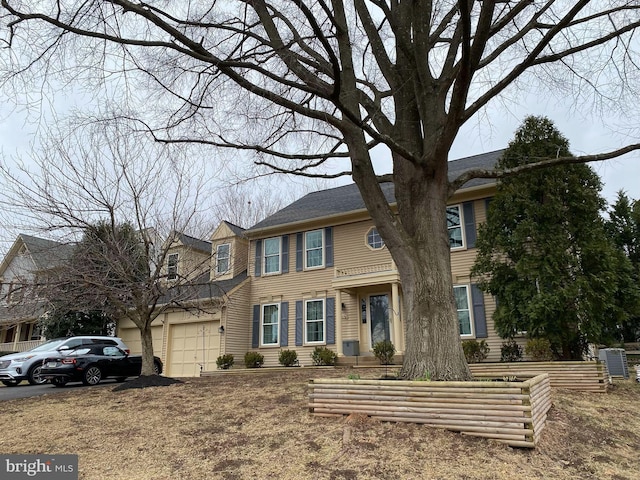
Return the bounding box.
[27,339,68,352]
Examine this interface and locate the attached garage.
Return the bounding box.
[167,320,220,377]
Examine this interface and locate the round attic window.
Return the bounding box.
[366,228,385,250]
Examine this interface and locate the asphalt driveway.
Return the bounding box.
[0,380,118,401]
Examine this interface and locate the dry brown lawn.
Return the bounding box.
[1,368,639,480]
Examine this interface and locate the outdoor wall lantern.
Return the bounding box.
[218,325,225,334]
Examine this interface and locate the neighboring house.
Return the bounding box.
[0,235,73,352]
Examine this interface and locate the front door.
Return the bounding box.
[369,294,391,348]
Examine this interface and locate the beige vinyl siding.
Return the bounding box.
[334,220,393,270]
[210,236,249,281]
[220,278,252,360]
[164,245,211,282]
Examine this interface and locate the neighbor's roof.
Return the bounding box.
[248,149,503,232]
[0,234,75,277]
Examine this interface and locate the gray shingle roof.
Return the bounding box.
[222,221,246,238]
[176,233,212,253]
[20,235,75,271]
[160,270,248,305]
[248,149,503,232]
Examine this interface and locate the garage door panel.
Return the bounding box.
[168,321,219,377]
[119,326,163,357]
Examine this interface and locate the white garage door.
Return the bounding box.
[168,321,220,377]
[119,326,163,356]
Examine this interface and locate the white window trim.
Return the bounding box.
[447,204,466,251]
[263,237,282,276]
[304,298,326,345]
[261,303,280,346]
[365,227,385,251]
[167,253,179,281]
[304,229,325,270]
[453,284,474,338]
[216,243,231,275]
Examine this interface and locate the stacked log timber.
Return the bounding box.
[469,361,607,392]
[308,374,551,448]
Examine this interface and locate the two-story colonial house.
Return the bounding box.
[238,150,503,366]
[117,149,510,374]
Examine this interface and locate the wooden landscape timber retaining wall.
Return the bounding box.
[469,361,608,392]
[308,374,552,448]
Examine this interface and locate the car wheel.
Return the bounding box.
[115,377,127,383]
[153,361,161,375]
[28,365,48,385]
[82,366,102,386]
[1,380,20,387]
[51,377,68,388]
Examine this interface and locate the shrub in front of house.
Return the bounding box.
[462,339,490,363]
[311,346,337,366]
[216,354,234,370]
[244,351,264,368]
[500,340,523,362]
[525,338,554,361]
[278,349,298,367]
[372,340,396,365]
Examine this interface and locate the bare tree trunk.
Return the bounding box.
[139,321,156,376]
[378,160,471,381]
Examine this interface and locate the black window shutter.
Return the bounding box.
[463,201,476,248]
[325,227,333,267]
[326,297,335,345]
[254,240,262,277]
[252,305,260,348]
[485,197,493,220]
[295,300,303,346]
[280,301,289,347]
[281,235,289,273]
[471,285,488,338]
[296,233,303,271]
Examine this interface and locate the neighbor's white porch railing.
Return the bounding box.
[0,339,45,352]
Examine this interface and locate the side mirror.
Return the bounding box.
[58,345,70,351]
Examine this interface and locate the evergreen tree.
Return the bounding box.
[38,310,114,339]
[472,116,634,359]
[605,192,640,342]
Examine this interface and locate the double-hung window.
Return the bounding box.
[305,230,323,268]
[216,243,230,275]
[305,299,325,344]
[447,205,464,249]
[263,237,281,275]
[454,285,473,336]
[262,303,279,345]
[167,253,178,281]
